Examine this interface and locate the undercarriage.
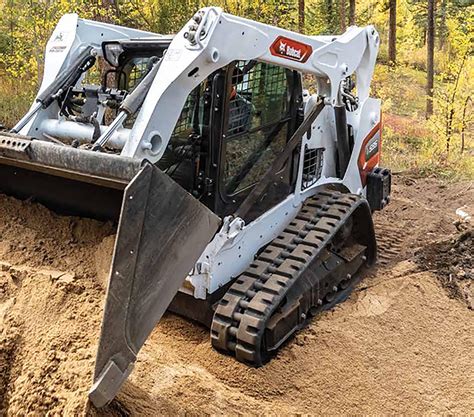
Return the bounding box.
[212,189,375,364]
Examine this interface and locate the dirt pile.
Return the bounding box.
[0,195,114,415]
[418,227,473,308]
[127,265,473,416]
[1,175,473,415]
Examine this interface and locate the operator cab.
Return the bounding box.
[102,37,174,89]
[68,39,304,222]
[148,59,304,222]
[57,37,172,144]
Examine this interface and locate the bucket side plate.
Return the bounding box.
[89,162,221,407]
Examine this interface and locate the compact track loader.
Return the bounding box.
[0,8,391,407]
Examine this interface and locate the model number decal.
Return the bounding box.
[49,46,67,53]
[365,135,379,161]
[270,36,313,63]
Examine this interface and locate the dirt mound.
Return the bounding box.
[0,195,112,415]
[418,227,473,308]
[129,266,472,416]
[0,266,102,415]
[0,195,114,279]
[1,175,473,415]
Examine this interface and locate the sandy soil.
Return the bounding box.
[0,175,473,416]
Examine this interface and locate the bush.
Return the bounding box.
[0,77,35,128]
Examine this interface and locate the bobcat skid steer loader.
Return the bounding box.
[0,7,391,407]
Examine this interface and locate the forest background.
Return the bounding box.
[0,0,472,178]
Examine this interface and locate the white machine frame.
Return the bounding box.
[16,7,381,300]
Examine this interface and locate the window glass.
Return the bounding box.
[157,82,206,173]
[225,124,288,194]
[224,61,291,194]
[118,57,153,128]
[118,57,150,91]
[227,61,288,137]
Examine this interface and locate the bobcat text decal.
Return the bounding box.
[270,36,313,63]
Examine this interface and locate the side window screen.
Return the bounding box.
[227,61,288,136]
[157,82,206,174]
[224,61,291,195]
[118,57,150,91]
[170,91,199,142]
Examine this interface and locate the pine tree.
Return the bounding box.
[299,0,305,33]
[426,0,435,117]
[340,0,346,32]
[349,0,356,25]
[388,0,397,64]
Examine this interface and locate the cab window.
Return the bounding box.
[223,61,292,195]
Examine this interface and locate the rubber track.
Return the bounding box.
[211,190,369,365]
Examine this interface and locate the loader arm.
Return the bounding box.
[120,7,379,163]
[17,14,158,138]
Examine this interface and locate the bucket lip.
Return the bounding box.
[0,131,31,139]
[0,155,130,189]
[0,135,144,188]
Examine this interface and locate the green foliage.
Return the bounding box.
[373,64,427,117]
[373,61,473,180]
[116,0,300,34]
[428,8,473,162]
[0,0,471,179]
[305,0,340,34]
[0,77,34,127]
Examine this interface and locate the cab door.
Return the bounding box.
[215,60,302,222]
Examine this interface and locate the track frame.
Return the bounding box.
[211,189,376,365]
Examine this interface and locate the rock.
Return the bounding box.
[0,261,11,272]
[9,265,33,281]
[36,269,72,281]
[57,272,76,285]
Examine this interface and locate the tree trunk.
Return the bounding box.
[388,0,396,64]
[438,0,447,49]
[349,0,356,26]
[326,0,334,32]
[445,52,467,149]
[426,0,435,118]
[298,0,305,33]
[340,0,346,33]
[460,96,470,154]
[446,108,454,153]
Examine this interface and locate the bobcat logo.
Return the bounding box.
[279,40,287,54]
[270,36,313,63]
[279,39,301,59]
[53,32,64,42]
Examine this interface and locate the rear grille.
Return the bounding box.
[302,146,324,190]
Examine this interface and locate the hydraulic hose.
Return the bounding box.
[11,47,96,134]
[334,104,351,178]
[36,46,96,108]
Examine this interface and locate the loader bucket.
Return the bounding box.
[0,134,221,407]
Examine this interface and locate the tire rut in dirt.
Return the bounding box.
[374,222,406,266]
